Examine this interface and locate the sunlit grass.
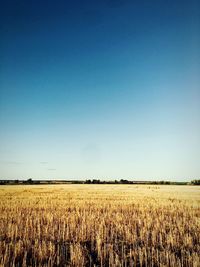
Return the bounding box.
[0,185,199,266]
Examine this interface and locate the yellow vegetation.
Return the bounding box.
[0,185,199,266]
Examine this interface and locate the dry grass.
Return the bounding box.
[0,184,199,266]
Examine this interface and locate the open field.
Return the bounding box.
[0,185,199,267]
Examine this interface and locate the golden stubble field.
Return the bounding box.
[0,184,199,267]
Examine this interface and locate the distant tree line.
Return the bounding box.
[84,179,190,185]
[0,179,199,185]
[0,179,40,185]
[191,179,200,185]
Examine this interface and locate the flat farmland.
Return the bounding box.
[0,185,199,266]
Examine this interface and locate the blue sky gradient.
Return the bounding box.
[0,0,200,180]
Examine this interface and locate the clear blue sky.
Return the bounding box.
[0,0,199,181]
